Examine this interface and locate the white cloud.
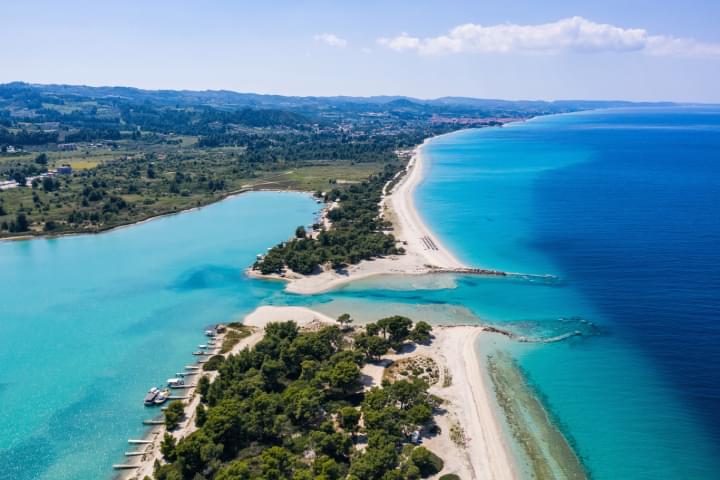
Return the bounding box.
[314,33,347,48]
[377,16,720,58]
[361,47,373,54]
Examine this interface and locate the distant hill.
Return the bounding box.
[0,82,677,115]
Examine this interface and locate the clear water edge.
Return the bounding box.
[2,107,719,479]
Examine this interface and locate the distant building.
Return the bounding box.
[6,145,16,153]
[57,164,73,174]
[0,180,18,190]
[57,143,77,151]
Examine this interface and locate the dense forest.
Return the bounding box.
[153,317,444,480]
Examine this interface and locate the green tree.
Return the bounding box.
[339,406,360,436]
[195,403,207,427]
[14,213,29,232]
[377,316,413,348]
[410,321,432,344]
[355,334,389,360]
[197,375,210,399]
[34,153,48,165]
[327,360,361,394]
[164,400,185,430]
[295,225,307,238]
[337,313,353,329]
[215,460,251,480]
[160,433,177,462]
[410,447,444,477]
[173,431,222,478]
[259,446,295,480]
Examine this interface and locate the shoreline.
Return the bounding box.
[128,306,336,480]
[0,187,312,243]
[259,136,472,295]
[127,306,519,480]
[431,326,519,479]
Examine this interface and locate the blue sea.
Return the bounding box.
[1,107,719,479]
[303,107,720,478]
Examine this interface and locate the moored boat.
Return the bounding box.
[154,389,170,405]
[143,387,160,406]
[167,378,184,387]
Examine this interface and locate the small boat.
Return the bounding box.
[192,351,207,356]
[204,329,215,337]
[198,344,208,349]
[154,389,170,405]
[167,378,184,388]
[144,387,160,406]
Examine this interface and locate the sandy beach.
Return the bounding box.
[129,305,518,480]
[258,140,468,294]
[354,319,518,479]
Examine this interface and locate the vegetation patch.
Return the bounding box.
[254,164,405,275]
[383,355,440,386]
[220,325,255,354]
[154,318,445,480]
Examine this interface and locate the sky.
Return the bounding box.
[2,0,719,102]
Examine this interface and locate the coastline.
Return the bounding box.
[0,187,312,243]
[129,306,336,480]
[259,137,470,295]
[430,326,519,479]
[127,305,519,480]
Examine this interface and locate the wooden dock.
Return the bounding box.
[142,419,165,425]
[113,464,139,470]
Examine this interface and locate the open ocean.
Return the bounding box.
[307,107,720,478]
[419,108,720,478]
[1,107,718,479]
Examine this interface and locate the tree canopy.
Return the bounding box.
[154,318,443,480]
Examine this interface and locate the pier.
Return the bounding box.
[142,419,165,425]
[128,439,152,444]
[113,464,140,470]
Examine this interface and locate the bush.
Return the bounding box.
[164,400,185,430]
[439,475,460,480]
[203,355,225,371]
[410,447,444,477]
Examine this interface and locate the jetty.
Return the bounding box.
[429,266,508,276]
[142,419,165,425]
[113,464,139,470]
[128,439,152,444]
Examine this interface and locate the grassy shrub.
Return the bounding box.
[203,355,225,371]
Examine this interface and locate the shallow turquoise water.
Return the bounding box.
[307,108,720,479]
[0,191,318,480]
[3,108,719,480]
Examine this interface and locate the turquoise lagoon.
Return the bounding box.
[2,107,720,479]
[0,192,319,480]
